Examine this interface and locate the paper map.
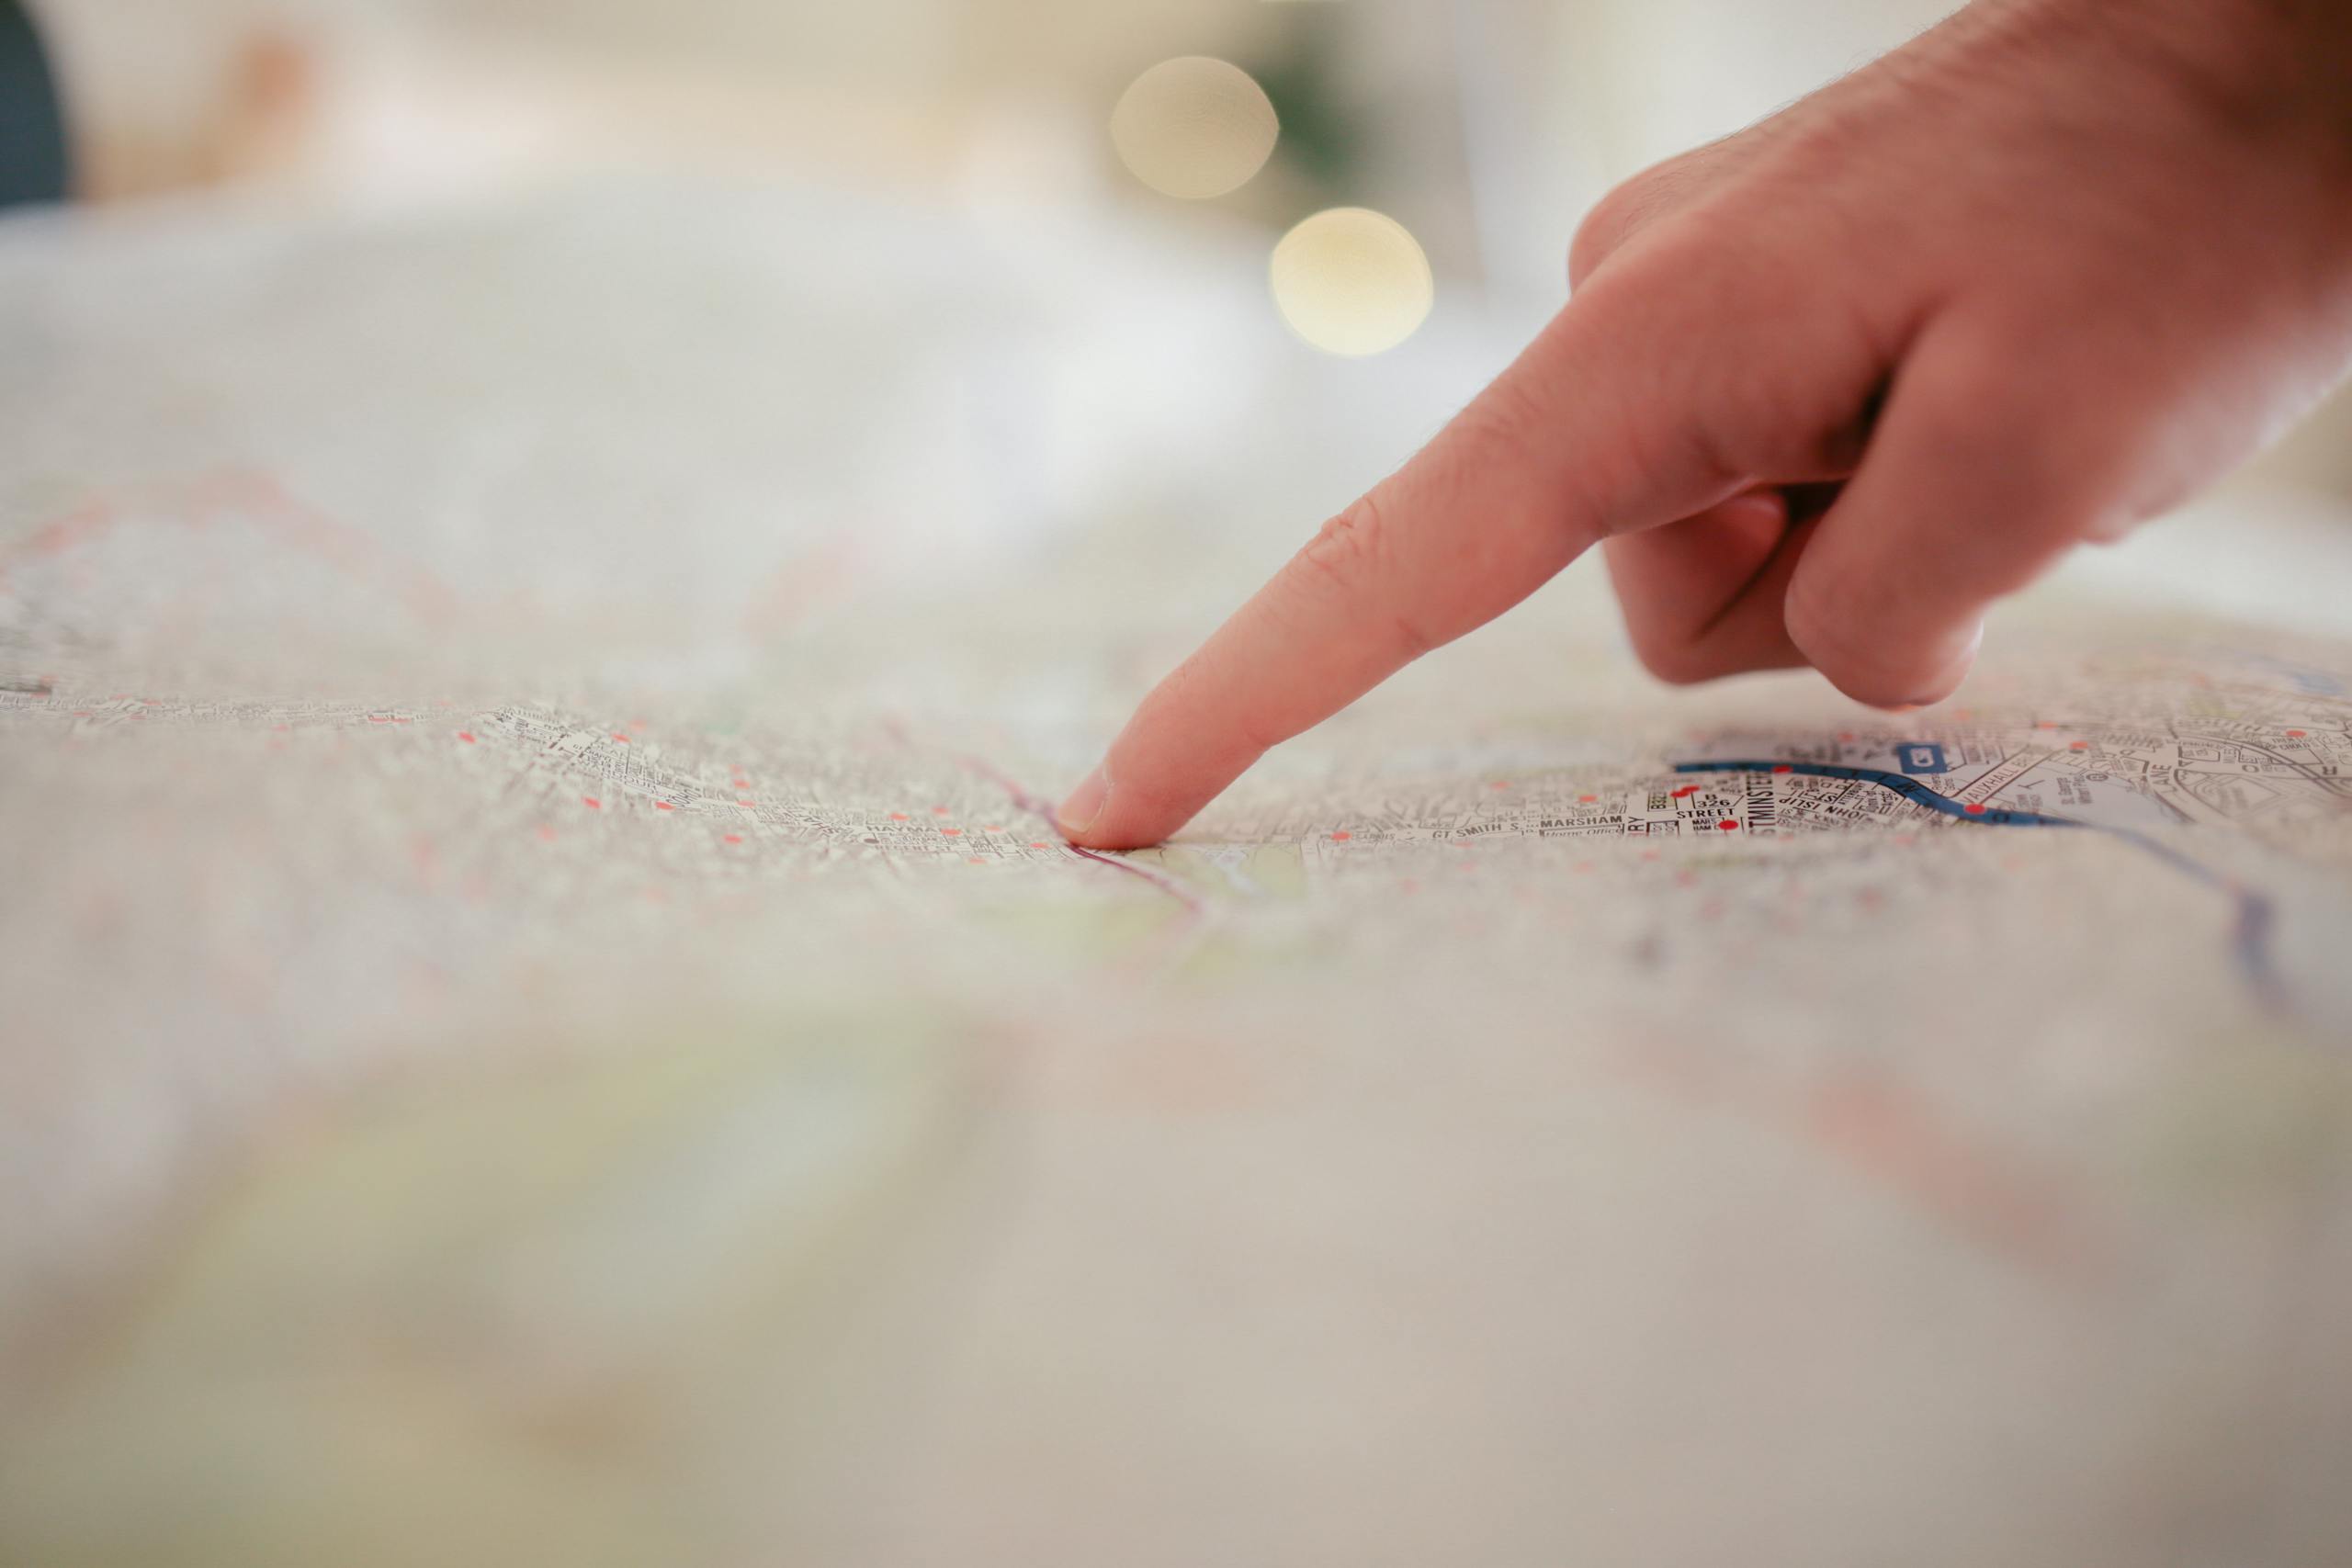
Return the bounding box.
[3,185,2349,1566]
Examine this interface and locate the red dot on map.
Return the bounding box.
[967,856,985,865]
[582,796,601,809]
[1964,802,1986,815]
[2287,729,2307,739]
[723,833,742,844]
[611,733,629,743]
[932,806,949,815]
[1030,841,1048,850]
[889,811,910,820]
[942,827,962,836]
[1578,794,1597,804]
[1838,731,1855,742]
[1329,829,1352,841]
[986,825,1003,832]
[2069,741,2087,751]
[1772,764,1792,773]
[1717,819,1738,830]
[655,801,674,811]
[458,731,475,743]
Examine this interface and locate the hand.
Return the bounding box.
[1056,0,2352,851]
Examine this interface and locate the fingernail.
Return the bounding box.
[1056,765,1109,838]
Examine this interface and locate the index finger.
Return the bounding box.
[1056,275,1759,850]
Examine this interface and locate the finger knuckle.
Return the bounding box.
[1630,634,1720,687]
[1784,571,1882,677]
[1913,326,2139,535]
[1568,138,1760,290]
[1782,577,1938,708]
[1294,493,1441,663]
[1569,169,1677,289]
[1295,495,1388,599]
[1613,598,1720,689]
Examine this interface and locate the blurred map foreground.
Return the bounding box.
[3,183,2350,1566]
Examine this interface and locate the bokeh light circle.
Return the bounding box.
[1110,57,1279,200]
[1269,207,1434,356]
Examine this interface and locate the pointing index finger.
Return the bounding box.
[1057,295,1732,850]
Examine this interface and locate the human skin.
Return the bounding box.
[1056,0,2352,850]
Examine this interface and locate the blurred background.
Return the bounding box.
[19,0,2352,494]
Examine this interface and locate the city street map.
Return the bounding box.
[3,184,2348,1567]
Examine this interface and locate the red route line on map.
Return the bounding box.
[951,749,1207,920]
[871,716,1201,912]
[1619,1038,2109,1288]
[0,468,460,626]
